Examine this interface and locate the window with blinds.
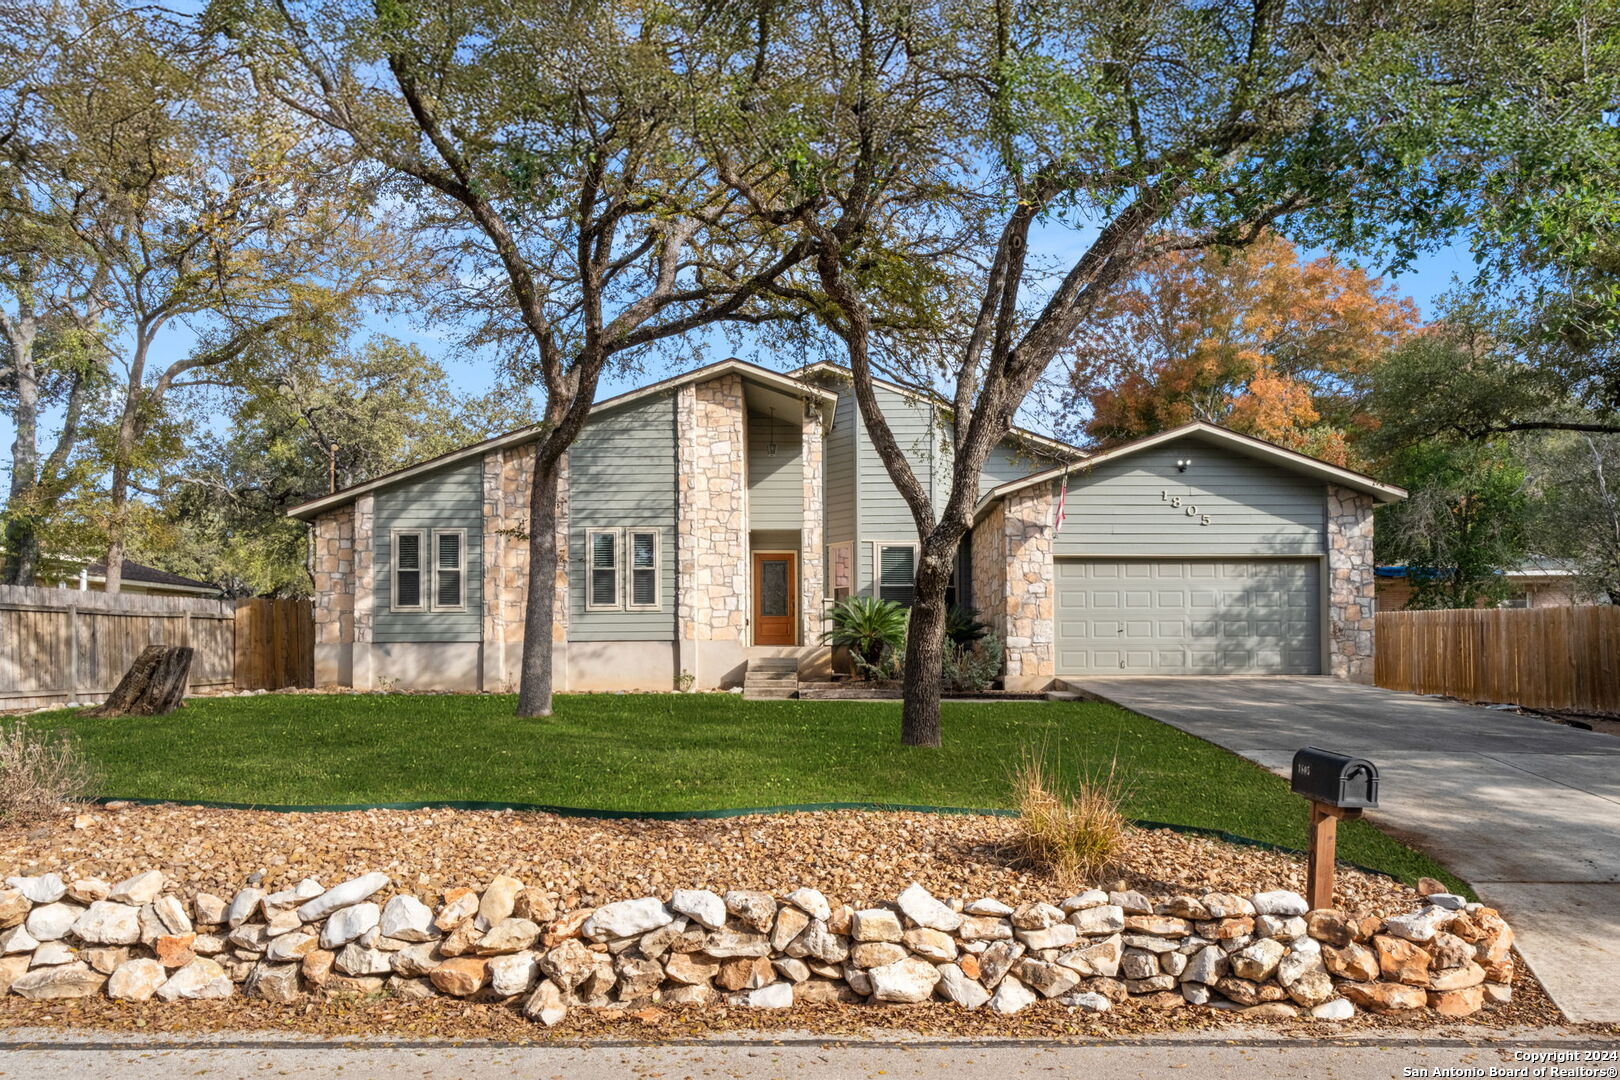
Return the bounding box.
[432,529,465,610]
[878,544,917,605]
[391,530,425,611]
[628,529,660,610]
[587,529,620,609]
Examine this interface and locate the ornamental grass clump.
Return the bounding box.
[0,719,94,828]
[1011,751,1132,886]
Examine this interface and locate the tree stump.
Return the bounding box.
[85,645,193,717]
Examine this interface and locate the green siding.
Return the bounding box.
[822,382,858,544]
[373,461,484,644]
[747,413,802,530]
[567,392,679,641]
[1051,433,1327,557]
[854,385,939,590]
[980,439,1059,495]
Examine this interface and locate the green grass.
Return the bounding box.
[21,693,1463,889]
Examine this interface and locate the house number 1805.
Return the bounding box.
[1161,490,1213,526]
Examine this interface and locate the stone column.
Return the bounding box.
[970,503,1006,639]
[800,400,826,649]
[480,441,565,693]
[1002,486,1056,690]
[311,504,355,686]
[676,375,748,687]
[1327,485,1376,682]
[352,495,376,690]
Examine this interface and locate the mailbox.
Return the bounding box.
[1291,746,1379,810]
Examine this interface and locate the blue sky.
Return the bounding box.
[0,235,1480,483]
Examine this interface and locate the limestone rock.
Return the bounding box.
[1427,931,1475,969]
[582,897,672,942]
[771,906,810,953]
[791,921,849,964]
[1255,915,1308,941]
[67,879,109,904]
[301,949,334,987]
[379,895,439,942]
[429,956,488,996]
[784,888,832,922]
[935,962,991,1008]
[335,943,392,977]
[902,927,957,962]
[1070,906,1125,935]
[1243,1002,1299,1019]
[157,957,233,1000]
[1056,934,1123,978]
[1182,944,1226,985]
[538,940,600,992]
[737,981,793,1008]
[716,955,774,992]
[435,889,479,931]
[793,978,856,1005]
[664,951,720,986]
[1373,935,1432,985]
[11,960,106,999]
[1285,970,1336,1008]
[1110,890,1154,915]
[989,974,1036,1015]
[477,875,523,930]
[1309,998,1356,1020]
[977,940,1026,988]
[320,903,381,949]
[897,884,962,933]
[7,874,65,904]
[868,955,941,1003]
[266,932,317,964]
[490,951,540,997]
[772,957,810,983]
[83,946,128,974]
[108,870,165,906]
[30,940,75,966]
[522,979,567,1026]
[1057,990,1113,1012]
[0,889,28,929]
[1014,957,1081,998]
[958,914,1015,942]
[1120,949,1160,981]
[615,955,664,999]
[1340,980,1428,1013]
[1124,915,1191,938]
[225,888,264,928]
[25,902,82,942]
[670,889,727,930]
[243,961,301,1003]
[107,957,167,1001]
[297,873,390,923]
[969,898,1018,916]
[723,890,778,933]
[193,893,227,926]
[390,941,442,978]
[1229,938,1286,982]
[1276,939,1324,986]
[1305,909,1356,947]
[475,918,541,955]
[71,901,141,946]
[1429,961,1486,992]
[1250,891,1308,917]
[850,908,904,943]
[0,955,28,994]
[703,927,770,958]
[1323,941,1379,982]
[851,941,908,969]
[1382,906,1450,943]
[152,896,192,936]
[1017,923,1078,951]
[1,924,39,955]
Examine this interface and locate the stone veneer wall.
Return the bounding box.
[312,504,355,651]
[1327,485,1376,683]
[480,443,568,692]
[1001,487,1056,687]
[0,869,1514,1025]
[970,503,1006,638]
[800,401,826,646]
[677,376,748,644]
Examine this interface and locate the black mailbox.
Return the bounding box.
[1291,746,1379,809]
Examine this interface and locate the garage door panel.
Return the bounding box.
[1055,558,1320,675]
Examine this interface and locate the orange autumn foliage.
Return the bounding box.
[1072,233,1418,466]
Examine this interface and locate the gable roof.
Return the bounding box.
[287,357,838,521]
[788,360,1086,463]
[974,421,1407,522]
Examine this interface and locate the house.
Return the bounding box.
[1375,557,1598,610]
[288,358,1404,692]
[27,555,225,598]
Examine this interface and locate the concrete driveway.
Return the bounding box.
[1071,676,1620,1025]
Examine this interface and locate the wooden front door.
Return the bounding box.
[752,552,797,646]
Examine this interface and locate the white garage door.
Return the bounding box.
[1054,558,1321,675]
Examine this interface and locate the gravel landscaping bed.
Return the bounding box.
[3,804,1418,916]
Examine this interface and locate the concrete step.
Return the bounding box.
[743,688,798,700]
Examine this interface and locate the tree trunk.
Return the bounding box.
[85,645,193,717]
[1,517,40,586]
[899,538,958,747]
[516,450,564,717]
[4,334,40,586]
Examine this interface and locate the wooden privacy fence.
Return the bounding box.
[0,586,312,710]
[1375,606,1620,714]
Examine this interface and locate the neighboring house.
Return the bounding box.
[289,358,1403,692]
[25,555,225,598]
[1375,557,1598,611]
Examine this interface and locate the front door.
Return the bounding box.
[752,552,797,646]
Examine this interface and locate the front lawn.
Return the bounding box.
[24,692,1461,887]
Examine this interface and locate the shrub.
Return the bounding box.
[1010,751,1132,885]
[823,596,909,676]
[0,720,94,828]
[942,635,1003,692]
[944,604,991,646]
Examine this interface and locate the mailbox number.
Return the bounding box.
[1161,490,1212,526]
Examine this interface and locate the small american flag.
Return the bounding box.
[1053,468,1070,533]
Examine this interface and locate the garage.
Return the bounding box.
[1053,557,1321,675]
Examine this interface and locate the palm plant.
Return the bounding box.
[823,596,909,674]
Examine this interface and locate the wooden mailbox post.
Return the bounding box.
[1291,747,1380,910]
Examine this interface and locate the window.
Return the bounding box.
[432,529,466,611]
[877,543,917,605]
[390,530,426,611]
[628,529,661,610]
[1500,592,1530,609]
[587,529,620,610]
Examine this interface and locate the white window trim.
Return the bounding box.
[389,528,427,612]
[625,527,663,612]
[872,540,921,603]
[430,528,468,612]
[585,528,622,611]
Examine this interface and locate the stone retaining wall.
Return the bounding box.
[0,871,1513,1024]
